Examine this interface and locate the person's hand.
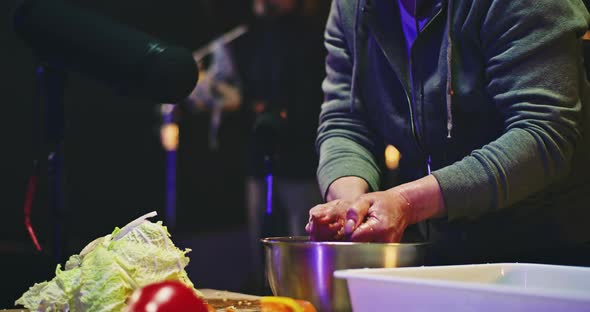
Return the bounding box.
[346,175,446,242]
[305,176,368,241]
[306,175,446,242]
[306,199,351,241]
[345,189,413,243]
[305,189,412,242]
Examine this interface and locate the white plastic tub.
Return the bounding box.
[335,263,590,312]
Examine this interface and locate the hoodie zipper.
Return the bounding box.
[372,38,428,174]
[360,1,442,175]
[408,7,443,174]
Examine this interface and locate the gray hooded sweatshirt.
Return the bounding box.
[317,0,590,262]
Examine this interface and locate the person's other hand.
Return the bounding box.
[305,176,368,241]
[305,199,351,241]
[346,189,413,243]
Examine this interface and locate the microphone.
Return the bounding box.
[13,0,199,103]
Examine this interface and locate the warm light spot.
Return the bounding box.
[160,124,179,151]
[385,144,401,170]
[383,248,399,267]
[280,109,288,120]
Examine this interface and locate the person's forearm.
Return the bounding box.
[391,175,446,224]
[326,176,369,202]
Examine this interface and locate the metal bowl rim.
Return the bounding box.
[261,236,431,247]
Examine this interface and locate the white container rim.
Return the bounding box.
[334,262,590,303]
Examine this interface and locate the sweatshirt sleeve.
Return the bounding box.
[432,0,590,220]
[316,0,381,198]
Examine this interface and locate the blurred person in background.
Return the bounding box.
[306,0,590,266]
[189,0,326,292]
[237,0,324,236]
[236,0,325,293]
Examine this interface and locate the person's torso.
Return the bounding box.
[353,0,504,183]
[338,0,590,258]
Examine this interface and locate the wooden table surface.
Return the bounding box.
[3,289,263,312]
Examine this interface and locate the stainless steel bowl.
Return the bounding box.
[262,236,429,312]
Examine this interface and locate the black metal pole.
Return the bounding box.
[36,64,67,264]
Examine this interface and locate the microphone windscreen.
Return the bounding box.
[13,0,199,103]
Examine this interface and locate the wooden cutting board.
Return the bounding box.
[200,289,262,311]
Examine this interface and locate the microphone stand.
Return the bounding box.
[257,113,280,239]
[34,64,68,263]
[159,104,179,229]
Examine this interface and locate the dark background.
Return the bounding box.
[1,0,322,307]
[1,0,590,309]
